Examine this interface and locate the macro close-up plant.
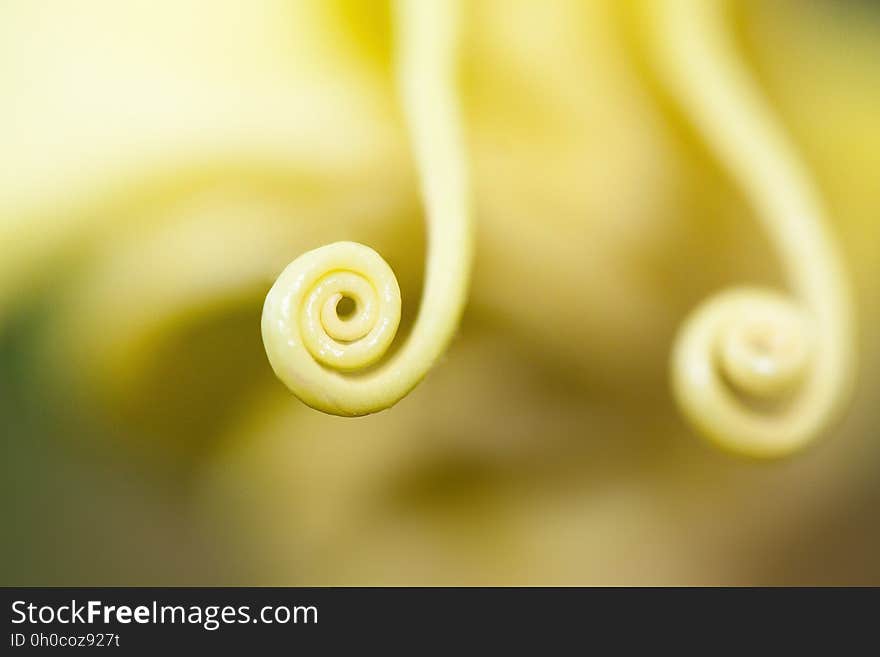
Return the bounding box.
[1,0,878,587]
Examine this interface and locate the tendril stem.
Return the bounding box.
[651,0,855,456]
[261,0,472,416]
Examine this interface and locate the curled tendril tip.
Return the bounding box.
[262,0,472,416]
[654,0,855,457]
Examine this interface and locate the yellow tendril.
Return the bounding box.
[651,0,855,457]
[261,0,472,416]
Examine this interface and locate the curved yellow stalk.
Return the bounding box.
[650,0,855,457]
[262,0,472,416]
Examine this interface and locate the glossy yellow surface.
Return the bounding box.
[262,0,472,416]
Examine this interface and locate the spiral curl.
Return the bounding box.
[653,0,855,457]
[262,0,472,416]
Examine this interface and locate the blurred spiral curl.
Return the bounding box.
[653,0,855,457]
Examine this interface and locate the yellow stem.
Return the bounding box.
[261,0,472,416]
[650,0,855,456]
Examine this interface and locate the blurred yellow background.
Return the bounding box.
[1,0,878,584]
